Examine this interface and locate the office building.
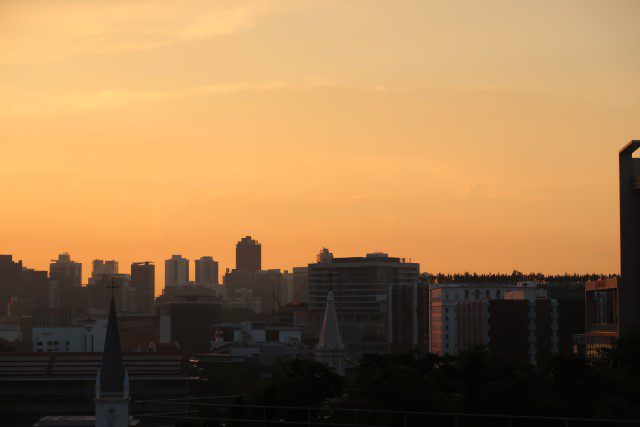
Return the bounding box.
[574,278,619,356]
[236,236,261,272]
[619,141,640,332]
[429,283,530,356]
[455,287,559,365]
[308,251,421,355]
[131,262,155,314]
[165,255,189,287]
[195,256,218,286]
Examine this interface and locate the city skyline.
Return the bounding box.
[1,1,639,291]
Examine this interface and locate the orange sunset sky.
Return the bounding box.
[1,0,639,290]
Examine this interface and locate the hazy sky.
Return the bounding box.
[1,0,639,290]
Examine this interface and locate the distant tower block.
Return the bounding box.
[236,236,261,272]
[619,141,640,332]
[314,291,345,375]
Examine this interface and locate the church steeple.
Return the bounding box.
[315,291,346,375]
[95,290,130,427]
[318,291,342,350]
[100,294,125,393]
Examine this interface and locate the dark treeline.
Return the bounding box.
[420,270,618,284]
[247,333,640,420]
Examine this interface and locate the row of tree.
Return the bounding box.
[420,270,617,284]
[253,333,640,420]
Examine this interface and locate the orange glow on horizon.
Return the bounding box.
[1,0,639,292]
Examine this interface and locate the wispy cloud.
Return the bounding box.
[0,0,274,64]
[1,81,287,116]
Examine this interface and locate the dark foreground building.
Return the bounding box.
[619,141,640,332]
[155,301,222,353]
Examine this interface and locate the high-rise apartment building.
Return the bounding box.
[308,251,421,355]
[49,253,82,288]
[131,262,155,314]
[195,256,218,286]
[619,141,640,332]
[92,259,118,276]
[165,255,189,287]
[236,236,261,272]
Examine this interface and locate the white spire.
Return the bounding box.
[123,369,129,399]
[95,368,101,398]
[318,291,343,350]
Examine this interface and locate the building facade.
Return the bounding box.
[308,251,421,355]
[236,236,261,273]
[619,141,640,332]
[165,255,189,287]
[131,262,155,314]
[429,283,535,356]
[455,288,559,365]
[195,256,218,286]
[49,253,82,288]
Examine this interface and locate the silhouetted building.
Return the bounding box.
[236,236,261,273]
[292,267,309,304]
[308,251,421,355]
[165,255,189,287]
[88,274,131,313]
[195,256,218,286]
[575,278,620,356]
[223,268,255,288]
[547,282,585,355]
[131,262,155,314]
[0,255,22,316]
[49,253,82,288]
[456,288,558,365]
[0,255,49,317]
[619,141,640,332]
[31,308,72,328]
[155,301,222,353]
[92,259,118,276]
[255,269,284,313]
[429,283,531,355]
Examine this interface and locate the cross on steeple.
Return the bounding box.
[107,280,119,299]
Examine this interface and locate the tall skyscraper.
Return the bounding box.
[165,255,189,287]
[131,262,155,314]
[195,256,218,286]
[236,236,261,272]
[49,253,82,288]
[619,140,640,332]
